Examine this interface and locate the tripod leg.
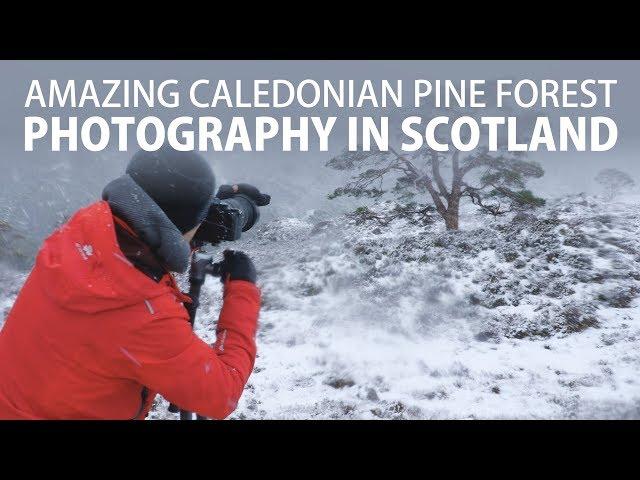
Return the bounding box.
[171,253,217,421]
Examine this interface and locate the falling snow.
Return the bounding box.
[3,193,640,419]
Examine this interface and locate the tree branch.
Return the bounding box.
[388,147,448,216]
[431,150,450,200]
[388,147,421,179]
[419,173,448,216]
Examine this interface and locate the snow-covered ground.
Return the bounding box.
[3,193,640,419]
[165,193,640,419]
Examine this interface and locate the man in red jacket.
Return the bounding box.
[0,146,261,419]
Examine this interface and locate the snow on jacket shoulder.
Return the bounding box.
[0,201,260,420]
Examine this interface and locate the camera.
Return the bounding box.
[192,183,271,247]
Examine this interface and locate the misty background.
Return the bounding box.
[2,61,640,419]
[1,60,639,249]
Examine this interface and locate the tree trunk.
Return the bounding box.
[444,211,458,230]
[444,194,460,230]
[445,151,462,231]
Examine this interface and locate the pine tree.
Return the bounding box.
[327,145,545,230]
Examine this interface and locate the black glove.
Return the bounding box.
[216,183,271,206]
[218,249,257,284]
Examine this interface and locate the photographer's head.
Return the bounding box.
[126,144,215,238]
[102,145,216,273]
[103,144,269,273]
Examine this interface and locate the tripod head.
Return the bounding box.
[189,253,224,285]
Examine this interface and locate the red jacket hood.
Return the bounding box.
[36,201,180,314]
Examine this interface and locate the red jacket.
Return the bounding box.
[0,201,260,419]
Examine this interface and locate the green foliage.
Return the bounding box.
[486,188,545,209]
[327,186,385,199]
[347,202,436,227]
[326,143,546,229]
[513,189,546,208]
[481,170,522,187]
[325,148,386,171]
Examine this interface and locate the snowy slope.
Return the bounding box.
[152,193,640,419]
[3,193,640,419]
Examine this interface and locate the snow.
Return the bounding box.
[3,193,640,419]
[157,193,640,419]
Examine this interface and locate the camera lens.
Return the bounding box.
[221,194,260,232]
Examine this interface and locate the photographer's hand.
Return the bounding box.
[218,249,257,284]
[123,254,260,420]
[216,184,271,206]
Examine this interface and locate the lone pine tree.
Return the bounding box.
[327,145,545,230]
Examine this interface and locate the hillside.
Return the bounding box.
[2,193,639,419]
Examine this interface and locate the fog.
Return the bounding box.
[2,61,640,419]
[1,60,639,245]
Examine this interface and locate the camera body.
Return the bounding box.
[192,184,270,247]
[193,196,250,245]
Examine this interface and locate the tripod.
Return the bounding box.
[167,252,223,420]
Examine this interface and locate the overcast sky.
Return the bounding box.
[1,60,639,239]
